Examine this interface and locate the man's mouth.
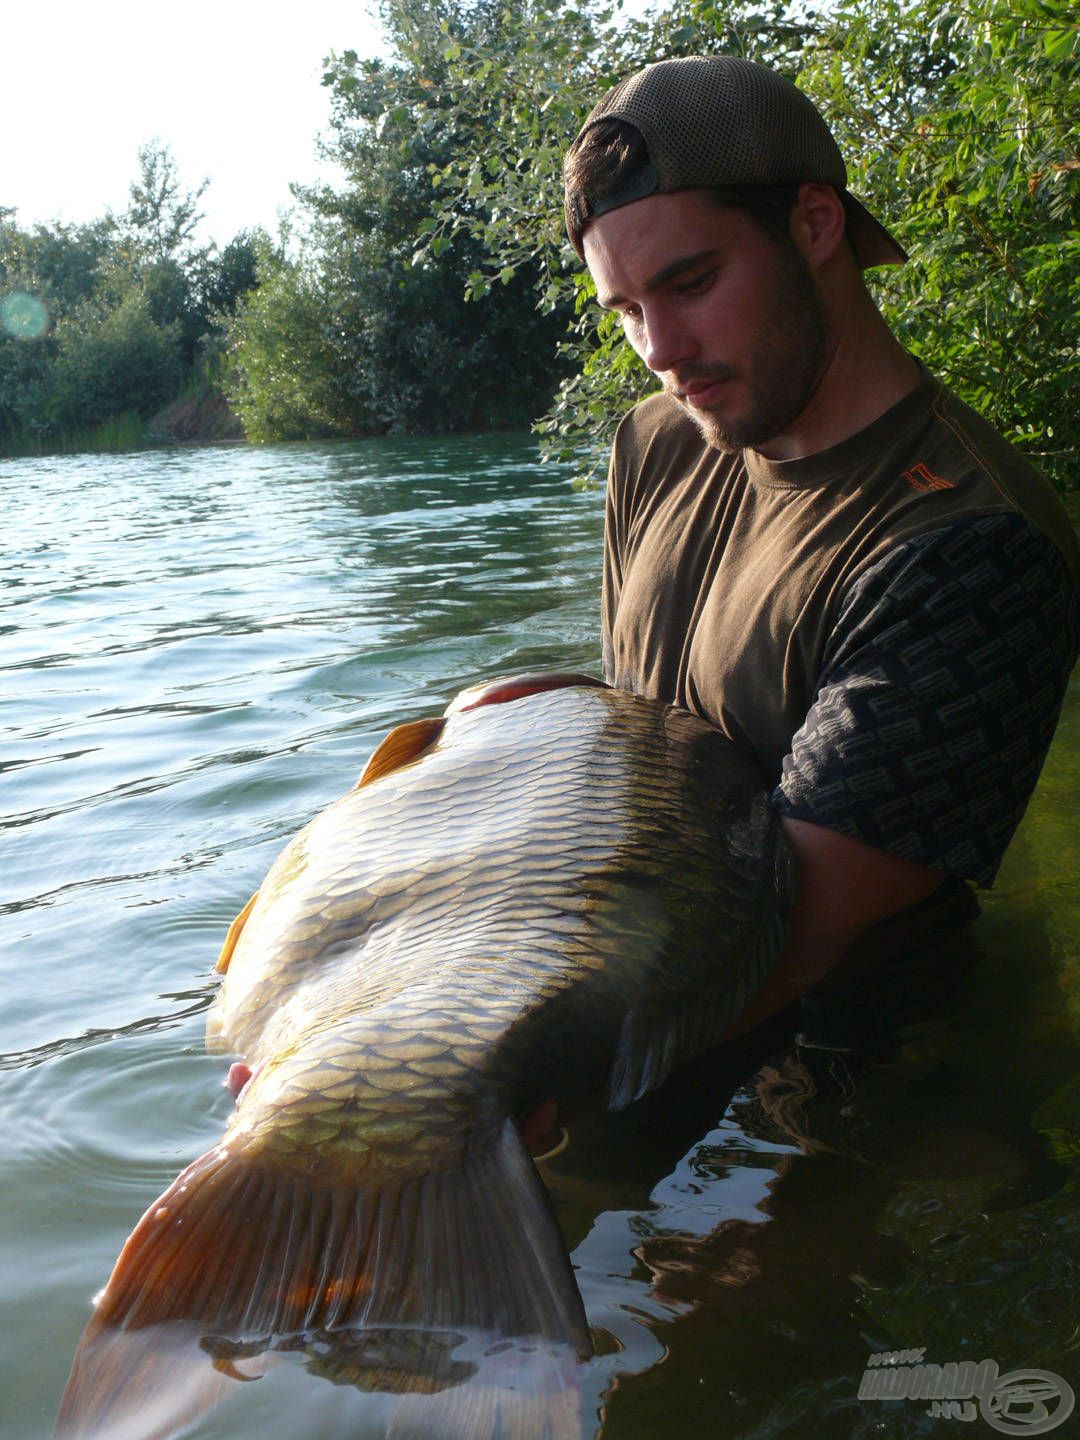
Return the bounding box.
[672,372,733,407]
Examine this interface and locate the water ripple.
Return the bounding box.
[0,989,215,1073]
[4,436,1076,1440]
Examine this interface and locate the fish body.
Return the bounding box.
[56,676,794,1436]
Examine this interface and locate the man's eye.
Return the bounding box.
[677,272,714,296]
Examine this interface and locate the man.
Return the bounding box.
[562,55,1079,1032]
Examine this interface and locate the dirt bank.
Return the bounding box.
[150,389,245,445]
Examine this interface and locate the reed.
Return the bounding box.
[0,412,148,459]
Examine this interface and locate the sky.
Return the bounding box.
[2,1,391,249]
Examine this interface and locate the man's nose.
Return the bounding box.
[639,307,696,374]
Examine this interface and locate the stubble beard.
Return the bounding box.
[666,240,831,454]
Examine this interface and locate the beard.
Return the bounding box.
[664,239,830,454]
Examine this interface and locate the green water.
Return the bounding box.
[2,436,1077,1439]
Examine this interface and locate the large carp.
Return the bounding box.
[56,674,794,1438]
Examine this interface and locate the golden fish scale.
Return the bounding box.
[211,687,785,1182]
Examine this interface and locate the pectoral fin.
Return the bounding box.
[606,853,793,1109]
[356,716,446,789]
[214,891,259,975]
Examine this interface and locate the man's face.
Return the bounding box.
[582,189,830,454]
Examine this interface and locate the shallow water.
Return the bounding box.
[2,436,1077,1439]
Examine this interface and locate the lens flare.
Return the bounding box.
[1,291,49,340]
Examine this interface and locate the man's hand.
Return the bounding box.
[726,817,945,1037]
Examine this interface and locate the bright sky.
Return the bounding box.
[3,1,390,249]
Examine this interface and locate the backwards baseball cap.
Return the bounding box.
[564,55,907,268]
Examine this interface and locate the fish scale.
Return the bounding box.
[212,685,790,1172]
[55,676,795,1440]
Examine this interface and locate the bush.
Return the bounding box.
[416,0,1080,489]
[47,293,182,431]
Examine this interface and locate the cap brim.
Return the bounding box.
[841,191,907,267]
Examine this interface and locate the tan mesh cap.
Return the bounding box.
[565,55,906,268]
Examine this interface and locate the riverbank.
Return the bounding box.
[148,388,245,445]
[0,387,245,459]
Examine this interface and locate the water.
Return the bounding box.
[2,436,1077,1440]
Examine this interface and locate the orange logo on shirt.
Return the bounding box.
[902,462,954,492]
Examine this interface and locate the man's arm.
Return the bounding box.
[724,817,943,1037]
[731,514,1077,1038]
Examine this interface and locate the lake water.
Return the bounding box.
[2,435,1078,1440]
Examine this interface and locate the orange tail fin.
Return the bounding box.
[55,1122,589,1438]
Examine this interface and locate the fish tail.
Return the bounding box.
[55,1122,589,1437]
[387,1338,583,1440]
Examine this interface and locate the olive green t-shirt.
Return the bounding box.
[603,371,1079,883]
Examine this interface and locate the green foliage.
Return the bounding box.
[5,0,1075,470]
[413,0,814,474]
[199,232,263,318]
[47,291,182,430]
[0,213,115,439]
[0,410,149,458]
[0,328,53,440]
[78,411,150,452]
[799,0,1080,489]
[418,0,1079,488]
[123,140,210,266]
[0,214,115,313]
[0,147,261,453]
[225,248,363,441]
[225,1,570,440]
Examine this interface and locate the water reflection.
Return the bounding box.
[1,438,1078,1439]
[55,1319,584,1440]
[557,902,1080,1437]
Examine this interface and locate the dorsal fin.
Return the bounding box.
[214,891,260,975]
[445,671,605,716]
[356,716,446,790]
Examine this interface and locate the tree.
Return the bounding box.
[409,0,811,469]
[225,247,367,441]
[0,212,115,313]
[198,231,263,318]
[799,0,1080,489]
[0,152,259,447]
[123,140,210,266]
[0,212,117,440]
[416,0,1079,488]
[226,0,571,440]
[47,292,182,430]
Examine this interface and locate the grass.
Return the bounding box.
[0,412,150,459]
[0,411,154,460]
[0,349,241,460]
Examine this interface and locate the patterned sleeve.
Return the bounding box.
[773,512,1079,886]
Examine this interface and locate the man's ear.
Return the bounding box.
[791,183,848,267]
